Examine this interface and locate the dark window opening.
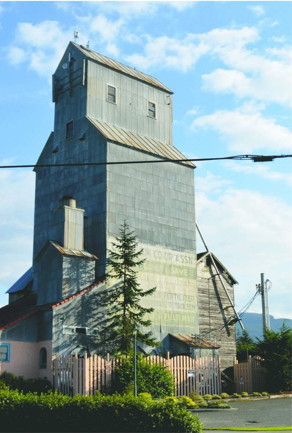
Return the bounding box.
[107,85,116,103]
[39,347,47,369]
[66,121,74,139]
[76,327,86,335]
[148,101,156,118]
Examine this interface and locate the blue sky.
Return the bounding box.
[0,1,291,323]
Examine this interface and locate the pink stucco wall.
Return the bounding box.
[0,340,52,381]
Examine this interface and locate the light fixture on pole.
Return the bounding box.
[133,324,138,397]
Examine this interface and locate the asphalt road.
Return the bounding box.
[193,398,292,428]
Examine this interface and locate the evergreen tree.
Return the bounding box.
[236,330,256,361]
[100,221,159,354]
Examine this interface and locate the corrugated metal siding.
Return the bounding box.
[86,116,194,167]
[72,42,173,94]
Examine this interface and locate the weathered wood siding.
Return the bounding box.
[197,256,236,370]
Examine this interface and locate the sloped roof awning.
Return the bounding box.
[170,334,221,349]
[6,268,33,294]
[0,294,39,331]
[86,116,195,168]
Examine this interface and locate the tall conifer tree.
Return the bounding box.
[100,221,158,353]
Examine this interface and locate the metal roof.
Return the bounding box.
[0,294,39,331]
[86,116,195,167]
[6,268,33,294]
[50,241,98,260]
[72,42,173,94]
[170,334,221,349]
[197,251,238,285]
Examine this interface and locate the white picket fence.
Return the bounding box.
[52,353,221,397]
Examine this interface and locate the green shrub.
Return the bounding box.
[165,396,179,403]
[0,388,203,432]
[262,391,269,396]
[232,393,241,398]
[212,394,221,400]
[198,399,208,408]
[113,356,174,398]
[0,371,52,394]
[252,392,262,397]
[179,396,197,408]
[138,392,152,401]
[220,392,230,399]
[208,401,231,409]
[202,394,212,401]
[241,392,249,398]
[189,391,204,402]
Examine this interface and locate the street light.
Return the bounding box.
[133,324,138,397]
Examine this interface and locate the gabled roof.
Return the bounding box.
[197,251,238,285]
[72,42,173,94]
[0,294,39,332]
[170,334,221,349]
[35,240,98,262]
[52,279,105,309]
[87,116,195,168]
[6,268,33,294]
[0,280,106,331]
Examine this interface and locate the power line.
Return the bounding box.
[0,154,291,169]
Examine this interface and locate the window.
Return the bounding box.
[148,101,156,118]
[76,327,86,335]
[0,343,10,362]
[39,347,47,369]
[107,85,116,103]
[66,121,74,139]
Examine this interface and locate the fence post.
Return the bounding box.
[83,353,89,396]
[73,353,78,395]
[106,353,111,392]
[53,353,59,391]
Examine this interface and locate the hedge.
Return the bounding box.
[0,371,52,394]
[0,389,203,433]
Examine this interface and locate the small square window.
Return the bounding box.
[148,101,156,118]
[66,121,74,139]
[76,327,86,335]
[107,85,116,103]
[0,343,10,362]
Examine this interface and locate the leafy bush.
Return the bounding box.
[241,392,249,397]
[198,399,208,408]
[165,396,179,403]
[0,371,52,394]
[113,356,174,398]
[212,394,221,400]
[220,392,230,399]
[208,401,231,409]
[179,396,197,408]
[262,391,269,396]
[138,392,152,402]
[232,393,241,398]
[0,388,203,432]
[189,391,204,402]
[252,392,262,397]
[202,394,212,401]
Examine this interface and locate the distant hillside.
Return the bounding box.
[236,312,292,340]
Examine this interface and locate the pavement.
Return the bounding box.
[191,398,292,430]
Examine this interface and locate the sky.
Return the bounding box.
[0,1,291,324]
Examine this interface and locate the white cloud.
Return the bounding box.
[167,2,195,12]
[0,167,35,302]
[6,46,27,65]
[196,188,292,319]
[271,35,286,43]
[192,108,292,153]
[248,5,265,16]
[90,14,124,43]
[224,161,292,186]
[196,172,233,193]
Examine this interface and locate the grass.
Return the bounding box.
[204,428,292,431]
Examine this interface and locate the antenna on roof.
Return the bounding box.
[86,41,90,49]
[74,31,79,43]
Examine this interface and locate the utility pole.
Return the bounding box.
[260,273,270,333]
